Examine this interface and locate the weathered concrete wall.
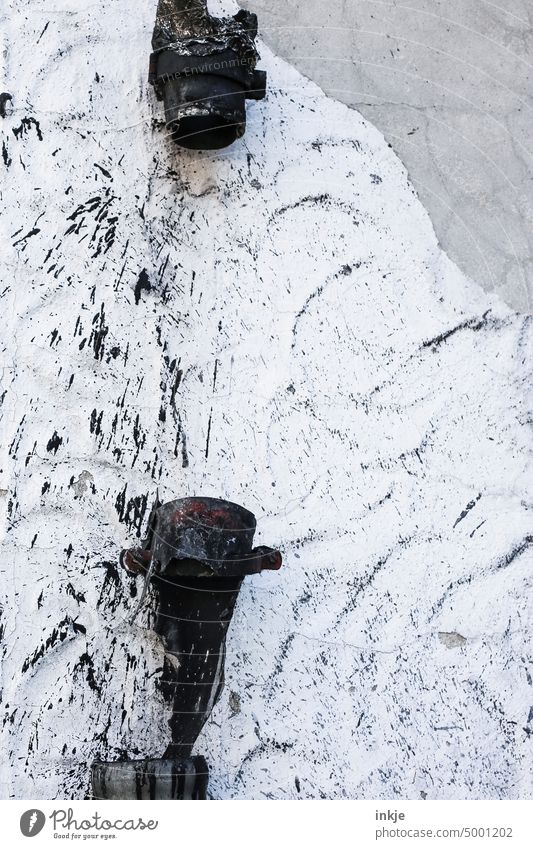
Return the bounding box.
[1,0,532,800]
[239,0,533,312]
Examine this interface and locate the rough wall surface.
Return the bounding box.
[1,0,532,800]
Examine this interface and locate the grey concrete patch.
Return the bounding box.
[240,0,533,312]
[438,631,468,649]
[70,470,94,497]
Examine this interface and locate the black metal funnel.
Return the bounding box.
[149,0,267,149]
[91,497,282,800]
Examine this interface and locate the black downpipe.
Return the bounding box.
[156,573,243,760]
[149,0,267,149]
[91,498,281,800]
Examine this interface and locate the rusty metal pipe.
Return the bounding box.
[149,0,267,149]
[91,498,281,800]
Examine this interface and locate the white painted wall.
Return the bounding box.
[1,0,532,799]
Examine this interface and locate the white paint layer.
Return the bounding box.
[0,0,532,800]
